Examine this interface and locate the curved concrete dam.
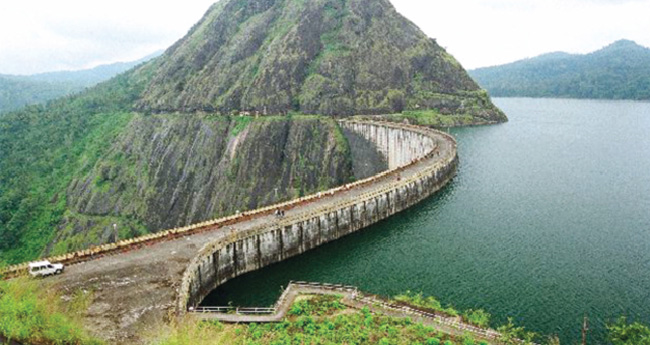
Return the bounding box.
[179,120,457,311]
[5,120,458,344]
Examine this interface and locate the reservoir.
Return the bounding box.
[204,98,650,343]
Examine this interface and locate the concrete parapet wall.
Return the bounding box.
[178,120,458,312]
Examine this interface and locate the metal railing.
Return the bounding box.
[190,281,358,316]
[190,306,276,315]
[188,281,537,345]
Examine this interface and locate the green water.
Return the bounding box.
[204,98,650,344]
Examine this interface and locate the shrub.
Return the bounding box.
[0,278,102,344]
[463,309,491,328]
[607,317,650,345]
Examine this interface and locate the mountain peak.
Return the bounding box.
[597,39,648,54]
[132,0,504,121]
[608,39,641,48]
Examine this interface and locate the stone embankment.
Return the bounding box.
[2,120,458,344]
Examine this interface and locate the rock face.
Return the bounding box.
[48,116,353,254]
[135,0,505,122]
[343,127,388,179]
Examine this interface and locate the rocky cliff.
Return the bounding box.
[43,115,353,255]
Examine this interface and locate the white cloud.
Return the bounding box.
[0,0,215,74]
[0,0,648,74]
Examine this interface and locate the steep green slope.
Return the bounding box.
[48,115,352,255]
[135,0,505,122]
[0,68,154,263]
[470,40,650,100]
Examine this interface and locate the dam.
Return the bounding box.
[2,120,458,344]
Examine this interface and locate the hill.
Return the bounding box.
[0,77,79,114]
[0,0,503,265]
[0,52,161,114]
[470,40,650,100]
[135,0,505,122]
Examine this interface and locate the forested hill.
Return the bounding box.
[469,40,650,100]
[0,51,161,114]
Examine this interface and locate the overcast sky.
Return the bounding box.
[1,0,649,75]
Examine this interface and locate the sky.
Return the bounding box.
[0,0,649,75]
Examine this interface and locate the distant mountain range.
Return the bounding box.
[469,40,650,100]
[0,51,162,113]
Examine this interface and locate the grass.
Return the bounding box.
[0,277,102,344]
[394,291,460,317]
[230,116,254,137]
[392,291,543,345]
[2,279,646,345]
[287,294,345,316]
[379,110,478,128]
[0,111,135,264]
[463,309,492,329]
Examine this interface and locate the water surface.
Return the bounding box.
[205,98,650,344]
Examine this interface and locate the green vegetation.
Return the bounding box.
[135,0,505,122]
[495,318,537,345]
[351,88,505,128]
[377,110,477,128]
[0,109,137,263]
[231,115,254,136]
[288,294,345,316]
[607,317,650,345]
[0,69,151,264]
[462,309,491,329]
[394,291,459,317]
[0,277,102,344]
[0,76,81,114]
[393,292,544,345]
[154,295,489,345]
[2,277,648,345]
[470,40,650,100]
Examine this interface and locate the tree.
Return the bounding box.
[608,317,650,345]
[546,335,561,345]
[497,317,537,345]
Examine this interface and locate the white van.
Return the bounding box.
[28,261,64,277]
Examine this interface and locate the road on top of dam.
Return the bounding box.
[46,128,454,344]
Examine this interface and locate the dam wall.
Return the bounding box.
[179,120,458,311]
[341,121,437,169]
